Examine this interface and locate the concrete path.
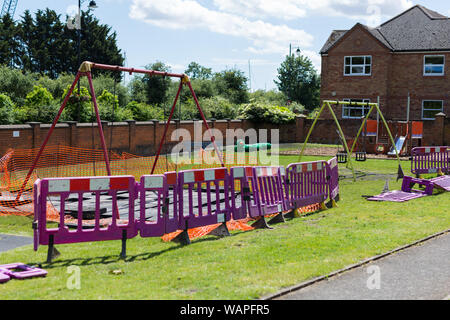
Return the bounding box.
[0,234,32,253]
[276,232,450,300]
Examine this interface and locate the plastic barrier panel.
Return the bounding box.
[178,168,231,229]
[138,172,180,237]
[0,263,47,280]
[326,157,339,202]
[285,161,328,210]
[250,166,287,217]
[229,166,258,220]
[411,146,449,175]
[35,175,138,249]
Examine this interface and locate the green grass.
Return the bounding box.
[0,155,449,300]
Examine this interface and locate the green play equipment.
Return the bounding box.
[235,139,271,152]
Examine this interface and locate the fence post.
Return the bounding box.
[64,121,78,147]
[126,119,137,154]
[435,112,445,146]
[296,115,307,143]
[27,122,41,149]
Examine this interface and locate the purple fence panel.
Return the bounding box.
[285,161,328,210]
[0,272,10,283]
[326,157,339,202]
[401,176,434,195]
[35,175,138,249]
[411,146,449,175]
[430,175,450,191]
[138,172,180,237]
[229,166,258,220]
[0,263,47,279]
[250,166,286,217]
[33,179,41,251]
[178,167,231,229]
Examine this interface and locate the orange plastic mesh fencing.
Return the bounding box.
[161,218,255,242]
[0,145,176,218]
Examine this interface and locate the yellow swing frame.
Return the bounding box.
[298,100,404,181]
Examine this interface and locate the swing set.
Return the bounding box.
[298,100,404,181]
[14,61,225,203]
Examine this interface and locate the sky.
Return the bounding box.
[12,0,450,91]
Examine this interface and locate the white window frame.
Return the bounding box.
[344,56,372,76]
[423,55,445,76]
[342,99,371,119]
[422,100,443,120]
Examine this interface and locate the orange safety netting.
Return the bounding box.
[0,145,176,219]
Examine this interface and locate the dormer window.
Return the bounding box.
[344,56,372,76]
[424,55,445,76]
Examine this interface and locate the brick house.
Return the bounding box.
[320,5,450,121]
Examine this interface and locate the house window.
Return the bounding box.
[342,99,371,119]
[344,56,372,76]
[424,55,445,76]
[422,100,443,120]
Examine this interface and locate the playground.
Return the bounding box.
[0,62,449,300]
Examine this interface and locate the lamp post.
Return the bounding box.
[76,0,98,122]
[289,43,301,56]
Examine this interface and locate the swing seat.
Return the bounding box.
[336,153,347,163]
[355,152,367,162]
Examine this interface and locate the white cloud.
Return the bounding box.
[212,0,413,24]
[129,0,314,55]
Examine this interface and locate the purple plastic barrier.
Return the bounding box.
[284,161,328,210]
[250,166,287,217]
[0,271,10,283]
[367,190,426,202]
[411,146,449,175]
[430,175,450,191]
[326,157,339,203]
[35,175,138,251]
[138,172,180,237]
[178,168,231,229]
[401,176,434,195]
[229,166,259,220]
[0,263,47,280]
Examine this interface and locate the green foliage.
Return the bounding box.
[288,101,306,115]
[0,93,15,124]
[125,101,164,121]
[213,68,249,104]
[249,89,287,106]
[141,61,172,105]
[97,89,133,122]
[274,53,320,111]
[61,85,92,122]
[0,9,124,79]
[185,62,212,80]
[18,85,58,123]
[238,100,296,124]
[200,96,238,119]
[0,65,36,105]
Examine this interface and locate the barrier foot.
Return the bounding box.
[172,230,191,245]
[268,212,285,225]
[207,223,231,237]
[326,199,338,209]
[46,236,60,263]
[120,230,127,260]
[251,217,273,230]
[319,202,328,211]
[284,210,298,219]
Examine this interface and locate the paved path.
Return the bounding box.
[0,234,32,253]
[276,232,450,300]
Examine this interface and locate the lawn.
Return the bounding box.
[0,155,449,299]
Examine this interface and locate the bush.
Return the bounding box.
[60,84,93,122]
[200,96,238,119]
[0,93,16,124]
[238,99,296,124]
[125,101,164,121]
[0,65,36,105]
[97,89,133,122]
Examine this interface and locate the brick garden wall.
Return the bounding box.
[0,115,447,157]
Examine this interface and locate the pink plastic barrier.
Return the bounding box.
[178,168,231,229]
[138,172,180,237]
[411,146,449,175]
[284,161,328,210]
[0,271,10,283]
[326,157,339,202]
[229,166,258,220]
[0,263,47,280]
[34,175,138,251]
[250,166,287,217]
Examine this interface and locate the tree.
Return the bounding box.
[185,62,212,80]
[213,68,249,104]
[0,13,21,68]
[274,53,320,111]
[0,93,16,124]
[141,61,172,105]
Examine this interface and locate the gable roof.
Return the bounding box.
[320,5,450,54]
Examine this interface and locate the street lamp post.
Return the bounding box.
[76,0,98,122]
